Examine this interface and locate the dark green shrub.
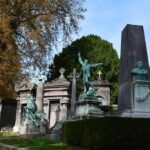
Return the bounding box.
[62,117,150,150]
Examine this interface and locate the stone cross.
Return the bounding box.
[98,70,102,80]
[68,68,80,114]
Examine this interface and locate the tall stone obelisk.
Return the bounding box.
[118,24,150,112]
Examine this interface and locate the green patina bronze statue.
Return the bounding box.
[25,94,37,125]
[25,94,45,126]
[131,61,148,80]
[33,71,47,84]
[78,52,102,98]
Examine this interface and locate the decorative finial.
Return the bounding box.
[59,68,65,78]
[98,70,102,80]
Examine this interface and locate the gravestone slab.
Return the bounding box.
[118,24,150,112]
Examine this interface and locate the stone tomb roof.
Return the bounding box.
[15,79,36,92]
[44,68,70,88]
[44,76,70,88]
[43,68,71,98]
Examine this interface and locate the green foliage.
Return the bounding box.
[0,131,19,137]
[0,0,85,78]
[0,134,87,150]
[50,35,119,103]
[62,117,150,150]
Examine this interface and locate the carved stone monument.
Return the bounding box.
[13,80,36,132]
[130,61,150,117]
[13,68,71,134]
[43,68,70,128]
[13,75,48,134]
[47,68,70,141]
[21,71,48,135]
[118,24,150,117]
[20,93,47,135]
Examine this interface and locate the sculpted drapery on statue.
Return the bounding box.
[25,94,38,125]
[78,52,102,95]
[25,94,45,126]
[37,71,47,83]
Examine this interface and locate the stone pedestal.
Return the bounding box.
[75,99,103,118]
[120,80,150,118]
[27,123,41,135]
[20,124,40,135]
[19,119,47,135]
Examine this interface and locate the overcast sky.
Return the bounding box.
[75,0,150,60]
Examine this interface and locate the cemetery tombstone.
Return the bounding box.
[118,24,150,117]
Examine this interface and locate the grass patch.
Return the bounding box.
[0,132,87,150]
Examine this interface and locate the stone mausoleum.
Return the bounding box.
[13,68,70,132]
[12,68,110,132]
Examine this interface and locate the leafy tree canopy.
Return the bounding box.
[0,0,85,75]
[49,35,119,104]
[0,0,85,98]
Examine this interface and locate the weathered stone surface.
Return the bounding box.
[13,68,71,132]
[119,81,150,118]
[68,68,80,115]
[13,101,21,132]
[118,24,150,111]
[36,82,44,111]
[13,81,36,133]
[91,80,111,106]
[43,68,70,128]
[132,81,150,113]
[49,121,64,142]
[76,99,102,116]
